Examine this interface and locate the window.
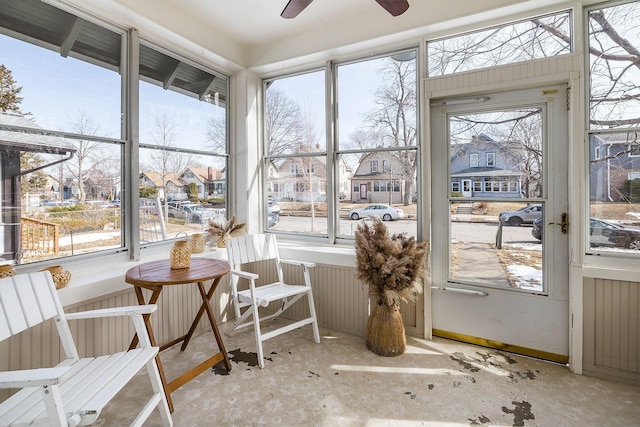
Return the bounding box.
[473,181,482,192]
[139,43,228,242]
[587,1,640,255]
[486,152,496,167]
[265,49,419,239]
[336,51,419,238]
[452,182,460,193]
[0,2,123,265]
[470,153,479,167]
[0,1,230,265]
[264,70,327,233]
[427,11,571,77]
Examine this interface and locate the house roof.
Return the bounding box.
[140,171,182,187]
[186,167,225,182]
[0,113,76,155]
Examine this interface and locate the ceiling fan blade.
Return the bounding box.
[281,0,314,19]
[374,0,409,17]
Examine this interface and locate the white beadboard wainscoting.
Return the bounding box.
[0,253,422,401]
[584,277,640,385]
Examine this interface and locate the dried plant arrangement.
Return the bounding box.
[206,215,246,237]
[354,217,428,308]
[355,217,429,356]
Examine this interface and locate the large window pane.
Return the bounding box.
[586,1,640,256]
[0,3,123,265]
[139,44,228,243]
[336,51,418,239]
[589,132,640,253]
[588,2,640,130]
[428,11,571,77]
[264,70,326,235]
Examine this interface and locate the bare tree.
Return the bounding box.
[360,58,417,205]
[145,113,192,216]
[586,5,640,128]
[65,111,102,203]
[206,115,226,154]
[265,88,304,156]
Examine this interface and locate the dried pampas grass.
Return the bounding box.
[355,217,428,308]
[207,215,245,237]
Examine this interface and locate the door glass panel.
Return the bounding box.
[448,108,545,292]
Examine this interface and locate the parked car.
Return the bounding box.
[268,201,280,214]
[167,203,215,224]
[267,212,279,227]
[348,204,404,221]
[498,204,543,226]
[532,217,640,250]
[532,218,543,240]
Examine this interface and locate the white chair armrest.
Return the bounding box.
[280,259,316,268]
[65,304,157,320]
[0,366,73,388]
[229,269,259,280]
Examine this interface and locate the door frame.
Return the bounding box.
[428,84,570,362]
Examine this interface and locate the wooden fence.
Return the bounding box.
[21,217,59,254]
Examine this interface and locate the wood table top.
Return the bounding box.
[125,258,230,289]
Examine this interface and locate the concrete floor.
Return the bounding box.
[98,320,640,427]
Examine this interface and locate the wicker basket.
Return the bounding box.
[170,232,191,269]
[365,304,406,357]
[216,234,229,248]
[41,265,72,290]
[0,265,16,278]
[190,233,206,254]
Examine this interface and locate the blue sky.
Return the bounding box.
[0,33,222,152]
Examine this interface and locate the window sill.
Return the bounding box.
[16,239,355,309]
[582,252,640,282]
[278,241,356,268]
[45,245,228,308]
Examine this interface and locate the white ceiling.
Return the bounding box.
[81,0,577,72]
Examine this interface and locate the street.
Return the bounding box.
[271,215,539,244]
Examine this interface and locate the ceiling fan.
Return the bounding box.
[281,0,409,19]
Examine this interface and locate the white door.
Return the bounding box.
[360,184,367,200]
[430,85,569,362]
[461,179,472,197]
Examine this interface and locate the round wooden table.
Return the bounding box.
[125,257,231,412]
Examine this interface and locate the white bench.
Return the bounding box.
[0,272,172,427]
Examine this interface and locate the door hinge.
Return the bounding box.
[566,86,571,111]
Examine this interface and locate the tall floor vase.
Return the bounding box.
[365,304,406,357]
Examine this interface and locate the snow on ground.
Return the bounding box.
[507,264,542,291]
[505,242,541,251]
[627,211,640,219]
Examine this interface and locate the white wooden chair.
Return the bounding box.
[0,272,172,427]
[226,234,320,368]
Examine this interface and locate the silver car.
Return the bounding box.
[498,204,542,226]
[348,204,404,221]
